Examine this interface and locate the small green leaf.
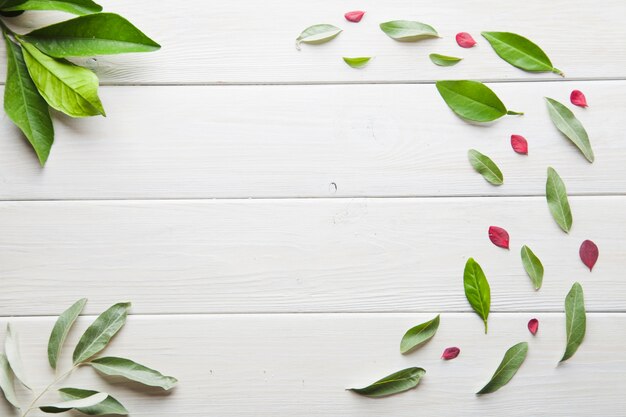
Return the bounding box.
[468,149,503,185]
[4,324,30,389]
[561,282,586,363]
[23,13,160,57]
[342,56,371,68]
[72,302,131,365]
[481,31,562,75]
[435,80,522,122]
[295,24,341,50]
[59,388,128,415]
[463,258,490,333]
[20,40,105,117]
[545,97,594,163]
[89,357,178,390]
[429,53,462,66]
[379,20,438,41]
[2,0,102,15]
[0,353,20,409]
[40,392,108,413]
[520,245,544,290]
[400,315,440,354]
[546,167,572,233]
[348,367,425,398]
[477,342,528,395]
[48,298,87,369]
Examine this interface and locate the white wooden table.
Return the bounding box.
[1,1,625,415]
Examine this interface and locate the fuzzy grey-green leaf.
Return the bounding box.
[436,80,521,122]
[348,367,425,397]
[463,258,490,333]
[379,20,438,41]
[477,342,528,394]
[342,56,371,68]
[521,245,544,290]
[295,24,341,50]
[59,388,128,415]
[5,324,30,389]
[48,298,87,369]
[561,282,586,363]
[40,392,108,413]
[468,149,503,185]
[89,357,178,390]
[545,97,594,162]
[546,167,572,233]
[481,31,562,75]
[400,315,440,354]
[0,353,20,409]
[429,53,462,66]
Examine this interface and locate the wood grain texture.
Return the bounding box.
[1,313,623,417]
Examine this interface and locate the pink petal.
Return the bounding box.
[442,347,460,360]
[488,226,510,249]
[510,134,528,155]
[579,240,599,271]
[455,32,476,48]
[570,90,588,108]
[344,10,365,22]
[528,318,539,335]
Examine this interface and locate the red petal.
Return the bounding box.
[570,90,588,108]
[344,10,365,22]
[455,32,476,48]
[488,226,510,249]
[579,240,599,271]
[510,134,528,155]
[528,318,539,335]
[442,347,460,360]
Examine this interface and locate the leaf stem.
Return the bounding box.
[484,320,488,334]
[506,110,524,116]
[21,365,79,417]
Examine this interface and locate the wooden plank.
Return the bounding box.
[1,313,623,416]
[0,197,621,316]
[0,0,625,84]
[0,81,623,200]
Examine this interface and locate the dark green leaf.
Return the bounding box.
[2,0,101,15]
[477,342,528,394]
[0,353,20,409]
[48,298,87,369]
[89,357,178,390]
[468,149,503,185]
[545,97,594,163]
[400,315,440,354]
[560,282,586,363]
[546,167,572,233]
[481,32,562,75]
[521,245,544,290]
[295,24,341,50]
[429,53,462,66]
[342,56,371,68]
[0,0,26,9]
[59,388,128,415]
[463,258,490,333]
[379,20,438,41]
[40,392,108,413]
[348,367,426,398]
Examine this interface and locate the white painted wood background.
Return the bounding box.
[0,1,624,416]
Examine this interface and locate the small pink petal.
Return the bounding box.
[456,32,476,48]
[579,240,599,271]
[570,90,588,108]
[344,10,365,22]
[488,226,510,249]
[528,318,539,335]
[442,347,460,360]
[510,134,528,155]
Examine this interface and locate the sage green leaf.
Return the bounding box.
[429,53,462,66]
[545,97,594,163]
[435,80,523,122]
[468,149,503,185]
[48,298,87,369]
[23,13,160,58]
[463,258,490,333]
[348,367,425,398]
[546,167,572,233]
[295,24,341,50]
[379,20,439,41]
[89,357,178,390]
[481,31,562,75]
[4,34,54,166]
[561,282,586,363]
[342,56,371,68]
[59,388,128,415]
[521,245,544,290]
[20,41,105,117]
[400,315,440,354]
[72,302,131,365]
[0,353,20,409]
[2,0,102,15]
[40,392,108,413]
[477,342,528,395]
[5,324,30,389]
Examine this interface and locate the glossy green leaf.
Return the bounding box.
[40,392,108,413]
[561,282,586,363]
[436,80,523,122]
[2,0,102,15]
[348,367,426,398]
[89,357,178,390]
[477,342,528,394]
[72,302,131,365]
[545,97,594,163]
[521,245,544,290]
[59,388,128,415]
[481,32,562,75]
[295,24,341,50]
[400,315,440,354]
[463,258,490,333]
[379,20,438,41]
[23,13,160,57]
[429,53,462,66]
[468,149,503,185]
[4,34,54,166]
[5,324,30,389]
[0,353,20,409]
[342,56,371,68]
[48,298,87,369]
[546,167,572,233]
[20,41,105,117]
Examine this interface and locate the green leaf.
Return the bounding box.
[400,315,440,354]
[59,388,128,415]
[40,392,108,413]
[463,258,490,333]
[379,20,439,41]
[72,302,131,365]
[342,56,371,68]
[546,167,572,233]
[545,97,594,163]
[348,367,426,398]
[295,24,341,50]
[481,31,562,75]
[4,324,30,389]
[520,245,544,290]
[468,149,503,185]
[0,353,20,409]
[20,40,105,117]
[4,34,54,166]
[2,0,102,15]
[89,357,178,390]
[23,13,160,58]
[0,0,26,10]
[429,53,462,66]
[561,282,586,363]
[435,80,522,122]
[477,342,528,395]
[48,298,87,369]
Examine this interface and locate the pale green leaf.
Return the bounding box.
[560,282,586,363]
[295,24,341,50]
[546,167,572,233]
[348,367,425,397]
[40,392,108,413]
[521,245,544,290]
[48,298,87,369]
[379,20,438,41]
[429,53,462,66]
[481,31,562,75]
[0,353,20,409]
[342,56,371,68]
[2,0,102,15]
[400,315,440,354]
[89,357,178,390]
[463,258,490,333]
[59,388,128,415]
[477,342,528,394]
[5,324,30,389]
[545,97,594,163]
[468,149,503,185]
